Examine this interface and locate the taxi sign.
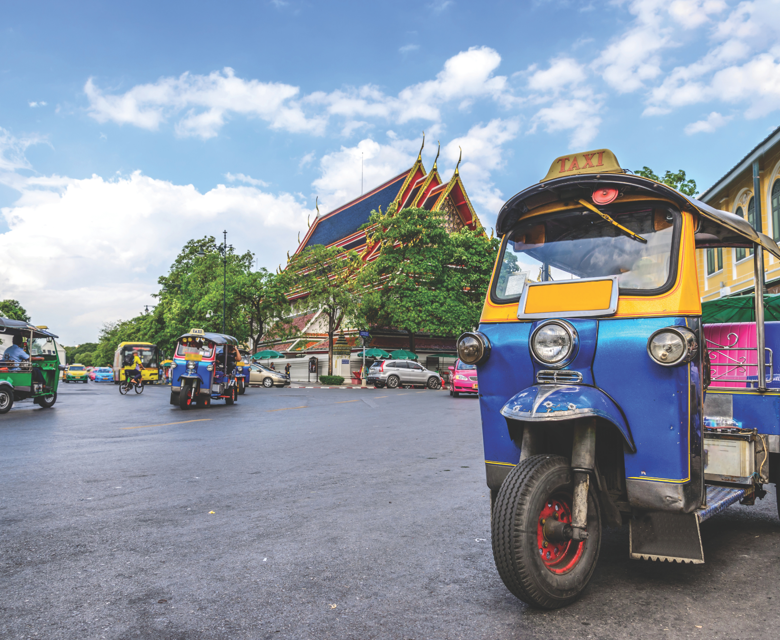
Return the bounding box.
[190,328,205,335]
[185,353,202,361]
[541,148,623,182]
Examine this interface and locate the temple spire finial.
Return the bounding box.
[417,131,425,162]
[315,196,320,217]
[454,146,462,176]
[432,141,440,171]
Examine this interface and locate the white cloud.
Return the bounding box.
[529,89,603,150]
[28,101,47,108]
[684,111,732,134]
[399,44,420,54]
[85,68,325,138]
[225,172,269,187]
[0,136,314,343]
[298,151,316,168]
[88,48,511,138]
[526,58,585,93]
[0,127,45,173]
[643,0,780,118]
[668,0,727,29]
[312,137,419,212]
[428,0,453,12]
[442,119,520,216]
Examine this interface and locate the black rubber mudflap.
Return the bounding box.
[629,511,704,564]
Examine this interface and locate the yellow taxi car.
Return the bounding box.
[64,363,89,383]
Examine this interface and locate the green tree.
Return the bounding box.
[282,244,360,375]
[0,299,30,322]
[233,268,291,353]
[635,167,698,196]
[357,205,498,351]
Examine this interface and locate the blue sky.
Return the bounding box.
[2,0,780,343]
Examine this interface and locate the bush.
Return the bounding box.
[319,375,344,385]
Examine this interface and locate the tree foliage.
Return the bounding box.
[281,244,360,375]
[89,236,291,361]
[0,299,30,322]
[64,342,99,366]
[635,167,697,196]
[356,205,499,350]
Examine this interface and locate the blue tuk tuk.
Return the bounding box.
[169,329,240,409]
[461,148,780,608]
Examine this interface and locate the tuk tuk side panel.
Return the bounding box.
[594,317,695,483]
[477,322,533,467]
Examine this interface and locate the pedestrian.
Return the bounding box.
[270,362,276,371]
[285,362,291,376]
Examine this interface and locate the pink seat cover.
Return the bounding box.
[704,323,756,388]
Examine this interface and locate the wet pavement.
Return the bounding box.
[1,382,779,639]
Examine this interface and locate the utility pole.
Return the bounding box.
[222,230,227,334]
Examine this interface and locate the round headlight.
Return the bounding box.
[457,332,491,365]
[530,321,577,367]
[647,327,698,366]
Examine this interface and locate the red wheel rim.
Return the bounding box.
[536,493,584,574]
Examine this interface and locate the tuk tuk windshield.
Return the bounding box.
[176,338,215,359]
[30,337,56,356]
[495,204,679,300]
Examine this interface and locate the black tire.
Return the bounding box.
[225,386,237,405]
[386,375,400,389]
[373,382,384,389]
[449,388,453,396]
[0,388,13,414]
[492,454,601,610]
[35,393,57,409]
[118,381,130,395]
[238,378,246,395]
[179,384,195,410]
[262,377,273,389]
[427,376,441,390]
[134,381,144,394]
[453,391,460,397]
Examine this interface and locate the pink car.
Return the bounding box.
[448,359,478,397]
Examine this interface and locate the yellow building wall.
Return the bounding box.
[697,142,780,302]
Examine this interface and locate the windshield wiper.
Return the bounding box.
[578,199,647,244]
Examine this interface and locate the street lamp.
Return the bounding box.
[196,231,232,334]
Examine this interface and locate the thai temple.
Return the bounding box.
[257,138,484,379]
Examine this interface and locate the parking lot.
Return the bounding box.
[2,383,780,639]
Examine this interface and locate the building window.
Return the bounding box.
[772,180,780,242]
[735,206,747,261]
[707,248,723,275]
[746,197,755,258]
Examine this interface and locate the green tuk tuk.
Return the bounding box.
[0,317,61,413]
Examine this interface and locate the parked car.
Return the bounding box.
[91,367,114,383]
[64,364,88,383]
[249,363,290,388]
[448,359,478,397]
[367,359,442,389]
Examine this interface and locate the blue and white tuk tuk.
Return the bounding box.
[460,149,780,608]
[170,329,240,409]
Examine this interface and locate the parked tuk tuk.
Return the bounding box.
[0,318,61,413]
[460,148,780,609]
[169,329,240,409]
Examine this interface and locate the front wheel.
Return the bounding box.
[0,388,13,414]
[225,386,237,405]
[262,377,273,389]
[179,384,195,409]
[134,381,144,394]
[238,378,246,395]
[35,393,57,409]
[492,454,601,610]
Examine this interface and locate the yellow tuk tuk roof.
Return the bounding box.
[497,149,780,260]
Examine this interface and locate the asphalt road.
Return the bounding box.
[1,382,780,640]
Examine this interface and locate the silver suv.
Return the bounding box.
[367,360,442,390]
